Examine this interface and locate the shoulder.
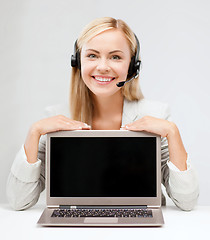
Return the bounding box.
[124,98,171,120]
[137,98,171,120]
[44,103,71,118]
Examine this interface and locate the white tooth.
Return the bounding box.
[95,77,112,82]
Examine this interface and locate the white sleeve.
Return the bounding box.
[6,144,45,210]
[6,104,68,210]
[167,155,199,210]
[161,104,199,211]
[11,145,41,182]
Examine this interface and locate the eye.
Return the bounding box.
[87,54,97,58]
[111,55,121,60]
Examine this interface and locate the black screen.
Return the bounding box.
[50,137,157,197]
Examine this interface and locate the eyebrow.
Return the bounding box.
[86,49,124,54]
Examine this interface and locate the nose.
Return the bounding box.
[96,58,110,73]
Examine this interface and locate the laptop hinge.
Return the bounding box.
[59,205,147,209]
[60,205,76,209]
[148,205,161,209]
[48,205,59,209]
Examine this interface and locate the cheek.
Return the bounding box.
[114,62,130,78]
[123,63,130,75]
[81,62,94,81]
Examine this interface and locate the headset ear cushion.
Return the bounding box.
[71,51,81,69]
[76,51,81,70]
[127,56,135,78]
[71,54,77,67]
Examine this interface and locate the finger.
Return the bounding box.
[125,125,145,131]
[65,121,92,130]
[121,125,137,130]
[125,126,137,131]
[62,116,91,128]
[59,120,82,130]
[83,123,91,127]
[81,125,91,129]
[124,123,139,128]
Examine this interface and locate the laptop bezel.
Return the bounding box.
[46,130,161,207]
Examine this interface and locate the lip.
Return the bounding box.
[92,75,116,85]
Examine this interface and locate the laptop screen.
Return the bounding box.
[50,137,157,198]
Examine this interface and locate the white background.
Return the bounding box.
[0,0,209,205]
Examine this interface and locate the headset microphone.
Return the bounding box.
[116,68,140,87]
[116,34,141,88]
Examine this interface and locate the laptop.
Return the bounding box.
[37,130,164,227]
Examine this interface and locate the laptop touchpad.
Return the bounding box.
[84,218,118,224]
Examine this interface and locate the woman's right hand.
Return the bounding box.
[32,115,91,136]
[24,115,91,163]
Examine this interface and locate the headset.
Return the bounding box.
[71,34,141,87]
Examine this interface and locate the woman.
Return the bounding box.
[7,17,199,211]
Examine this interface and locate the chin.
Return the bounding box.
[90,89,121,98]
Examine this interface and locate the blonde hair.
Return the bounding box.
[70,17,144,124]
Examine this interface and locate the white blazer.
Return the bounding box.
[6,98,199,211]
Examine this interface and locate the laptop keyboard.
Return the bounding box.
[51,208,153,218]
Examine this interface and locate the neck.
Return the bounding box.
[92,91,124,120]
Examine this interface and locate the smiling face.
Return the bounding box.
[80,29,131,98]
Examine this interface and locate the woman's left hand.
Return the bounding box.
[121,116,188,171]
[121,116,176,138]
